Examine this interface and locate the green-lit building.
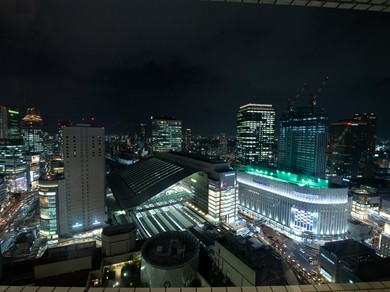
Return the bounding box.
[237,166,348,241]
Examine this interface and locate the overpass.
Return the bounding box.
[206,0,390,12]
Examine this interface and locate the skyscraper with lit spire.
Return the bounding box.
[20,108,44,155]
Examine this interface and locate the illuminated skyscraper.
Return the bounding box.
[55,120,73,156]
[278,106,328,178]
[38,169,65,237]
[0,139,27,192]
[184,128,192,152]
[0,106,20,140]
[151,116,182,153]
[61,125,106,235]
[329,113,377,178]
[236,103,276,166]
[20,108,44,154]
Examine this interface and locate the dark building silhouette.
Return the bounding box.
[328,113,376,178]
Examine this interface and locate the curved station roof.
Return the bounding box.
[107,156,198,210]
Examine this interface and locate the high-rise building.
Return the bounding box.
[0,139,27,192]
[61,125,106,235]
[219,133,228,159]
[55,120,73,156]
[0,106,20,140]
[0,174,6,209]
[39,172,65,237]
[328,113,376,178]
[184,128,192,152]
[236,103,276,167]
[278,107,328,178]
[20,108,44,154]
[151,116,182,153]
[0,107,6,139]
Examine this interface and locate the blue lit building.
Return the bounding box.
[237,167,348,241]
[236,104,276,167]
[278,107,328,178]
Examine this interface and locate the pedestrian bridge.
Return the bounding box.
[206,0,390,12]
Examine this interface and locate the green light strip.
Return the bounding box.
[246,167,329,189]
[8,109,19,114]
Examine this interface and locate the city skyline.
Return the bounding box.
[0,0,389,137]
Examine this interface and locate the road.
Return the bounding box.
[257,224,323,284]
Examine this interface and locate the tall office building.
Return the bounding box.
[151,116,182,153]
[236,103,276,166]
[0,174,6,209]
[329,113,376,178]
[278,107,328,178]
[61,125,106,235]
[184,128,192,152]
[55,120,73,156]
[0,139,27,192]
[0,106,20,140]
[20,108,44,154]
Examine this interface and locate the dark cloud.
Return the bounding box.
[0,0,389,137]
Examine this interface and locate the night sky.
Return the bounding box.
[0,0,389,137]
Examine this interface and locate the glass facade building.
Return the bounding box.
[236,103,276,167]
[237,167,348,241]
[0,107,20,140]
[208,171,237,224]
[151,117,182,153]
[39,175,65,236]
[0,139,27,192]
[278,107,328,178]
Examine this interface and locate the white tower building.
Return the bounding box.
[60,125,106,235]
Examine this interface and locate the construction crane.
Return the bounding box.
[309,76,329,108]
[288,81,307,112]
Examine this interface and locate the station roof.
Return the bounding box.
[107,156,198,210]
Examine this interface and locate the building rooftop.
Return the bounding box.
[245,167,330,189]
[108,156,198,209]
[102,223,136,237]
[141,231,199,268]
[216,233,265,271]
[342,257,390,282]
[321,239,375,257]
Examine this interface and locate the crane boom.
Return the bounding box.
[310,76,329,108]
